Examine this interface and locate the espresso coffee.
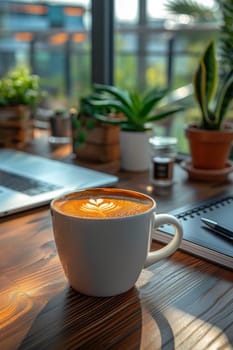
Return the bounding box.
[53,188,154,218]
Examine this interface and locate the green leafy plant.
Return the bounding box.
[85,84,183,132]
[71,91,124,148]
[0,65,44,107]
[193,40,233,130]
[165,0,219,22]
[71,99,98,148]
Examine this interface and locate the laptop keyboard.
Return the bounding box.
[0,169,62,196]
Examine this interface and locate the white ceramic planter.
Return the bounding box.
[120,130,152,171]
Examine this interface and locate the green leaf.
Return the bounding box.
[140,88,168,118]
[142,88,168,105]
[86,119,96,129]
[146,106,184,122]
[193,41,218,126]
[77,131,87,143]
[192,35,233,130]
[165,0,217,22]
[202,41,217,104]
[193,60,208,119]
[129,91,141,117]
[93,84,131,109]
[215,70,233,128]
[89,99,131,117]
[71,118,81,129]
[93,113,124,125]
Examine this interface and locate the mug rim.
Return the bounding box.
[51,187,156,220]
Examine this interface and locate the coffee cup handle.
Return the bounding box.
[144,213,183,268]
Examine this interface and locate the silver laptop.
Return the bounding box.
[0,149,118,217]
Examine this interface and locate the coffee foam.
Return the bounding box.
[54,189,154,218]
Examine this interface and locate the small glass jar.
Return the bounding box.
[148,136,177,187]
[49,110,71,144]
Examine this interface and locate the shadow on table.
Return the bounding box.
[19,286,143,349]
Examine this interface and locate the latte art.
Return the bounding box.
[80,198,120,217]
[54,188,154,218]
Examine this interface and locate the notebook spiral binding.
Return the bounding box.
[176,196,233,221]
[155,192,233,269]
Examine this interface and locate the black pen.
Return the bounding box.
[201,218,233,241]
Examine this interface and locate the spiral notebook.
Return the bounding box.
[153,192,233,270]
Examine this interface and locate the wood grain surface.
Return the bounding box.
[0,132,233,349]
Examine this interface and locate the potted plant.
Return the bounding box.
[87,84,183,171]
[0,65,44,147]
[185,40,233,171]
[71,95,120,163]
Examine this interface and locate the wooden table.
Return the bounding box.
[1,133,233,350]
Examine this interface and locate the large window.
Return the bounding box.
[114,0,218,91]
[0,0,218,115]
[0,0,91,106]
[113,0,220,154]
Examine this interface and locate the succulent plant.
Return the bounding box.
[85,84,183,132]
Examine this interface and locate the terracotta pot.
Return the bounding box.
[185,126,233,170]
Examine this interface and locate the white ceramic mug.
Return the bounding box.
[51,188,183,297]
